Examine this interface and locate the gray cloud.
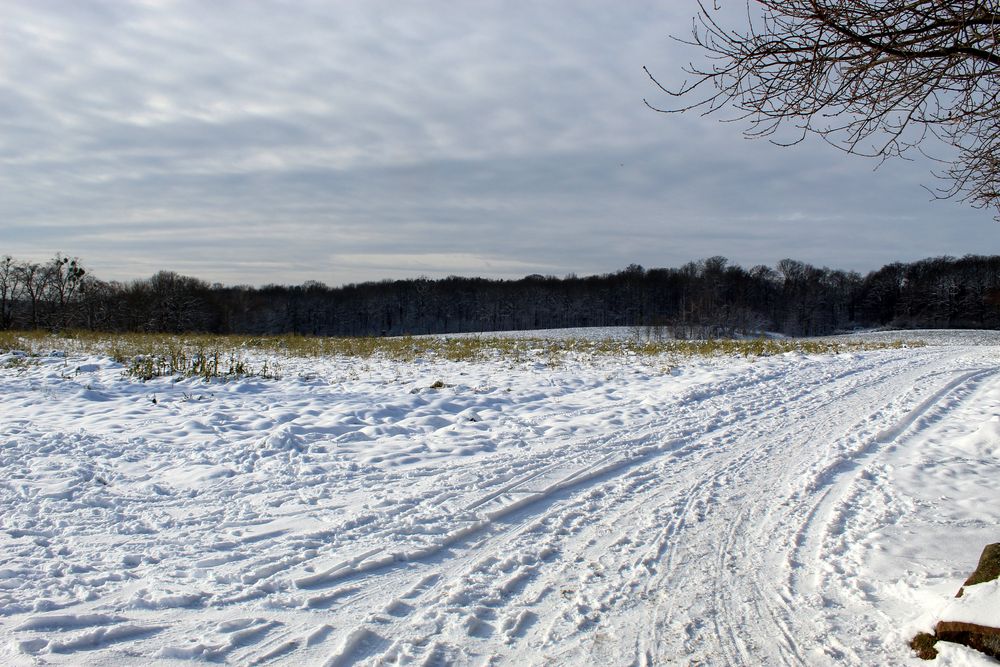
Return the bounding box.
[1,0,996,285]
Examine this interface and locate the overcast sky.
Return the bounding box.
[2,1,997,286]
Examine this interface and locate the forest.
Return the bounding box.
[2,253,1000,337]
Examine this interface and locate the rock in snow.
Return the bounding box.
[929,544,1000,661]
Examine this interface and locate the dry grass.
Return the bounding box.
[0,330,923,381]
[909,632,939,660]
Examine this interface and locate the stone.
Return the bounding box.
[957,543,1000,597]
[934,621,1000,660]
[917,543,1000,661]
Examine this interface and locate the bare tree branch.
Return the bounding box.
[651,0,1000,218]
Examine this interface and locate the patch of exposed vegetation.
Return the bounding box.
[0,330,923,382]
[910,632,939,660]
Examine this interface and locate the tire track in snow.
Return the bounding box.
[280,352,908,600]
[698,358,996,665]
[788,365,996,599]
[339,348,956,665]
[4,345,976,665]
[591,350,965,665]
[534,347,968,665]
[243,349,955,633]
[782,363,999,663]
[284,357,864,664]
[702,385,895,666]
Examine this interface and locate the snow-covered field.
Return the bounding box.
[1,330,999,665]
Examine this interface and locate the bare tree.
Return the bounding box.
[44,254,87,330]
[648,1,1000,216]
[16,262,48,330]
[0,256,23,329]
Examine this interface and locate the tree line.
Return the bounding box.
[3,253,1000,337]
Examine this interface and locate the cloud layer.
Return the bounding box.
[1,1,996,285]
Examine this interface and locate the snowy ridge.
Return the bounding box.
[1,334,999,664]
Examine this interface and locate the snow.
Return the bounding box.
[1,329,999,665]
[939,580,1000,629]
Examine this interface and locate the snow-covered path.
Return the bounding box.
[1,335,999,665]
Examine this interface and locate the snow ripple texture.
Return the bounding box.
[1,330,999,665]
